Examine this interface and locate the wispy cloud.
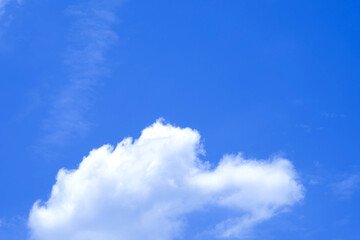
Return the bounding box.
[0,0,11,16]
[321,112,347,119]
[295,124,312,133]
[42,1,121,146]
[0,0,20,18]
[0,216,27,233]
[332,174,360,199]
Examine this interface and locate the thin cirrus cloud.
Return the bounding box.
[0,0,22,17]
[333,174,360,199]
[0,0,10,16]
[29,120,304,240]
[42,1,121,146]
[0,0,19,18]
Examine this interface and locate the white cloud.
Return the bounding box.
[29,120,304,240]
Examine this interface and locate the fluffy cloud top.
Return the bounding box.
[29,120,303,240]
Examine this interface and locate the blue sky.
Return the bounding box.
[1,0,360,239]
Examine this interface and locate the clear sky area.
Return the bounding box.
[0,0,360,239]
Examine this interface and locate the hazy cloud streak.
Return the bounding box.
[333,174,360,199]
[43,1,121,146]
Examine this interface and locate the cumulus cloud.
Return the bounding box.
[29,120,304,240]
